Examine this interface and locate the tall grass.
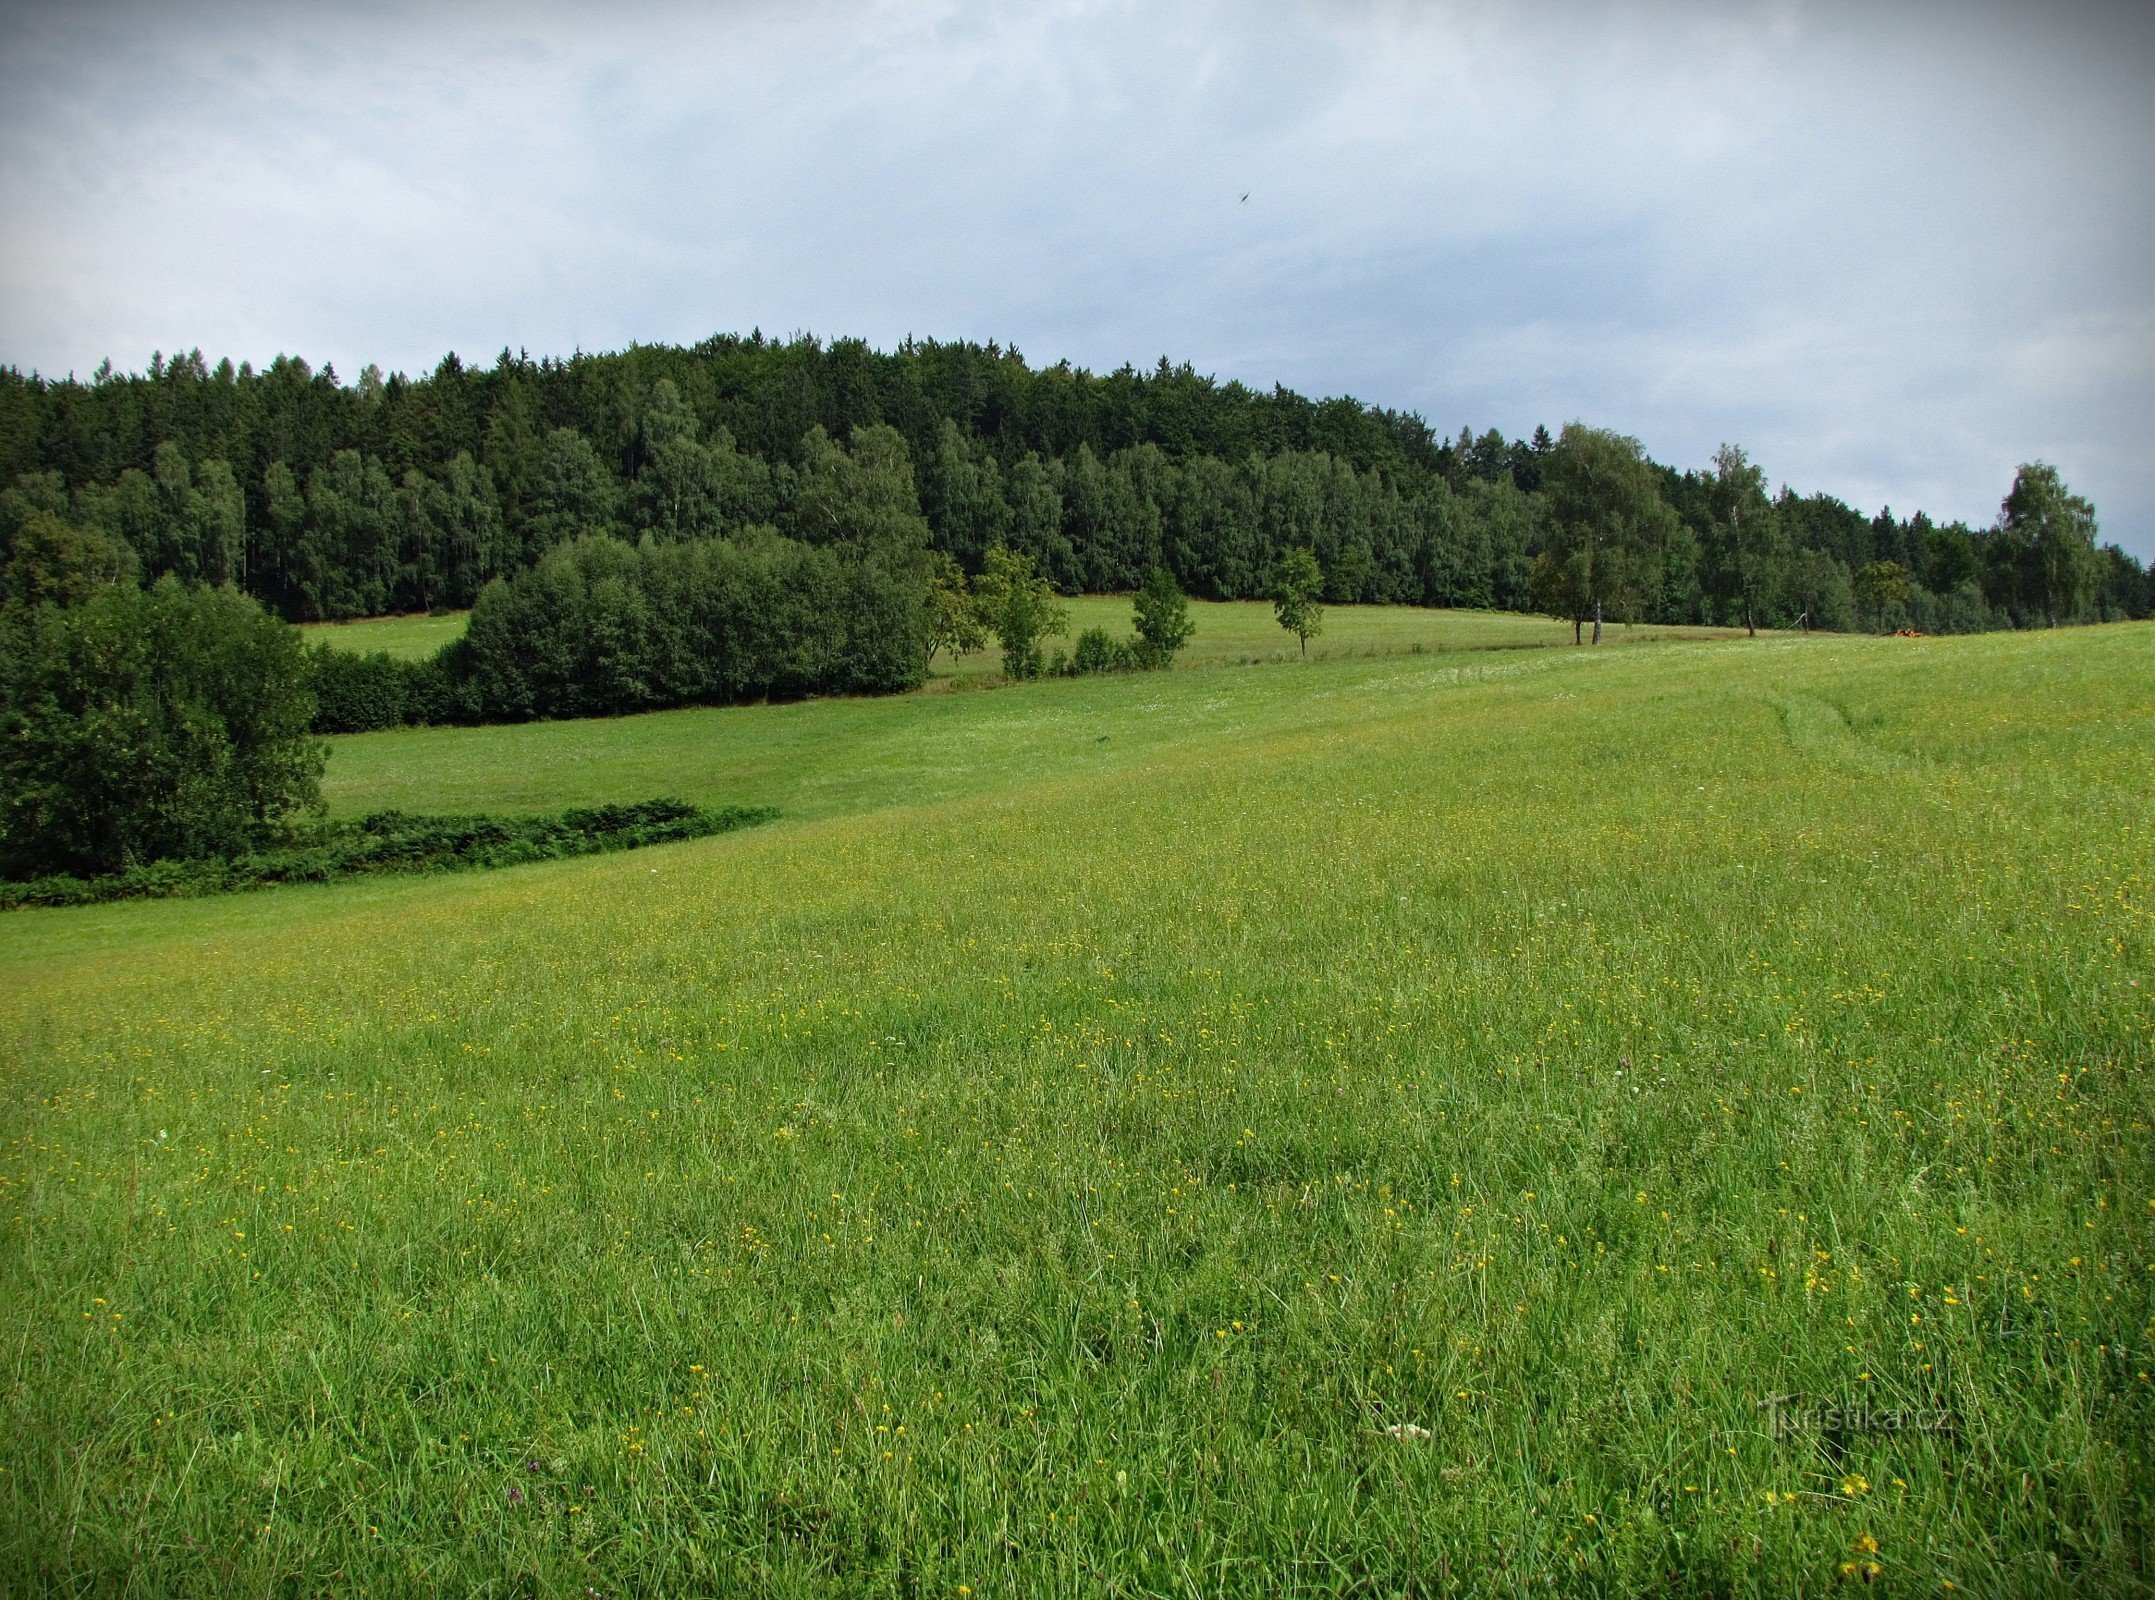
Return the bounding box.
[1,625,2149,1595]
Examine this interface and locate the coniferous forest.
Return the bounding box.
[3,333,2146,635]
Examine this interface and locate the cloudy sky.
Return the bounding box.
[2,0,2150,554]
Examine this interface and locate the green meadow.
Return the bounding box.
[297,610,470,661]
[300,597,1742,680]
[2,622,2150,1596]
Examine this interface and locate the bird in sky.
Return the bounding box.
[1240,192,1249,202]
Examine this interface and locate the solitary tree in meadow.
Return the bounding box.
[1132,565,1194,667]
[975,544,1068,679]
[1270,546,1324,656]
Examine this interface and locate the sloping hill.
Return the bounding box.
[2,625,2149,1594]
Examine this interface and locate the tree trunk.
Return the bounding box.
[1591,599,1602,645]
[1573,617,1582,646]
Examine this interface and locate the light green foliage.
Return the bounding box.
[1535,424,1681,642]
[786,425,930,552]
[1270,545,1324,655]
[974,544,1069,679]
[1709,443,1786,636]
[631,379,726,543]
[1,511,138,610]
[1131,565,1194,667]
[2,625,2149,1593]
[1854,560,1915,631]
[2002,462,2100,627]
[923,551,987,667]
[524,427,622,553]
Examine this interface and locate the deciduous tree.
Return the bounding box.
[975,544,1068,680]
[2001,462,2098,627]
[1132,565,1194,667]
[1533,424,1678,644]
[1270,546,1324,656]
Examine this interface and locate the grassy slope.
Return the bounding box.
[1,626,2150,1596]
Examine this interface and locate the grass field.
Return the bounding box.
[298,597,1745,679]
[297,611,470,660]
[3,625,2150,1595]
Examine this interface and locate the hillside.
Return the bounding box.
[8,335,2149,637]
[2,625,2150,1593]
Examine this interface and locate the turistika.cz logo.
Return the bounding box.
[1756,1394,1957,1439]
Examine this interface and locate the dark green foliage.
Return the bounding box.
[458,526,927,721]
[0,799,777,910]
[1853,559,1915,631]
[303,644,474,733]
[1703,444,1785,636]
[1533,425,1681,644]
[1,337,2143,636]
[1784,547,1856,632]
[2001,462,2100,627]
[0,579,324,878]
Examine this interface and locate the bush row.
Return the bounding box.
[305,528,931,732]
[306,642,476,732]
[0,798,777,910]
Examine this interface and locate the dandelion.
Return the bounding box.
[1840,1473,1871,1497]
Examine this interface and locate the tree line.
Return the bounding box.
[3,334,2145,632]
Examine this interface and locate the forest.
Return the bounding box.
[2,332,2147,633]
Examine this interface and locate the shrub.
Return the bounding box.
[0,579,324,879]
[306,642,482,733]
[1070,627,1136,675]
[1131,566,1194,667]
[974,545,1068,681]
[308,645,421,733]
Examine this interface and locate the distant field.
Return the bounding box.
[297,609,469,660]
[3,625,2149,1595]
[940,596,1742,678]
[297,596,1745,677]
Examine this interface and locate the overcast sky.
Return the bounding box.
[2,0,2150,554]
